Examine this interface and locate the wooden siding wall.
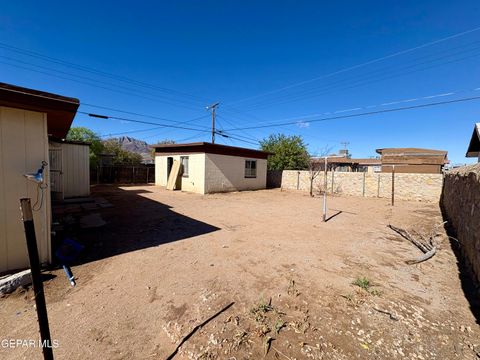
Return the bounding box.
[0,106,51,273]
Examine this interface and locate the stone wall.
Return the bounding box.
[281,170,443,202]
[442,163,480,284]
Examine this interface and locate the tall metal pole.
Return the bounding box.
[322,156,328,222]
[211,106,216,144]
[207,102,219,144]
[20,198,54,360]
[391,165,395,206]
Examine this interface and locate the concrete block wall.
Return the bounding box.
[205,153,267,193]
[442,163,480,284]
[281,170,443,202]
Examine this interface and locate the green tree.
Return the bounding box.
[151,139,176,157]
[66,127,104,166]
[102,140,143,165]
[260,134,309,170]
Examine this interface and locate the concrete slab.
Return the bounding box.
[0,270,32,295]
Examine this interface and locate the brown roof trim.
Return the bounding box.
[49,137,91,146]
[376,147,447,156]
[0,82,79,138]
[153,142,272,159]
[312,157,381,165]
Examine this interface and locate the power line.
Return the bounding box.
[0,59,204,111]
[227,25,480,106]
[79,111,214,133]
[81,102,210,129]
[224,95,480,131]
[78,111,260,146]
[0,42,211,105]
[240,45,480,111]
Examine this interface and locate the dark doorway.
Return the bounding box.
[167,157,173,180]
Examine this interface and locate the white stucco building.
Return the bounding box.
[154,142,271,194]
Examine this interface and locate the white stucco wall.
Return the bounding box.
[204,153,267,193]
[155,153,206,194]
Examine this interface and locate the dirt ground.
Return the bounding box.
[1,185,479,359]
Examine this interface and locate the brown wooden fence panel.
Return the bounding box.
[90,165,155,184]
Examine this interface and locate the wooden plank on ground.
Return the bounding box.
[166,160,181,190]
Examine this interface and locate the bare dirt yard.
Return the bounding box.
[1,185,479,359]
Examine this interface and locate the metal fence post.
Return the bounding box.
[20,199,54,360]
[331,169,335,193]
[391,166,395,206]
[362,172,366,197]
[377,173,380,198]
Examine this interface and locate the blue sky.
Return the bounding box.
[1,1,479,164]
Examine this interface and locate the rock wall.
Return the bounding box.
[281,170,443,202]
[442,163,480,284]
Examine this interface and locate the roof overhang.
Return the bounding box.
[0,82,79,138]
[466,123,480,157]
[153,142,272,159]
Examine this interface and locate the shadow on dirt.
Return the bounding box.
[52,185,220,266]
[441,218,480,325]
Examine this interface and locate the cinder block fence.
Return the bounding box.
[441,164,480,285]
[279,170,443,202]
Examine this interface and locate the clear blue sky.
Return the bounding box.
[1,1,479,164]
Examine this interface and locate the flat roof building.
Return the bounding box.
[153,142,271,194]
[376,148,448,174]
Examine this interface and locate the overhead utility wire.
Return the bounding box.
[221,86,474,128]
[241,45,480,111]
[227,25,480,105]
[224,95,480,131]
[82,103,211,129]
[79,111,260,146]
[0,59,203,111]
[0,42,210,105]
[80,111,214,133]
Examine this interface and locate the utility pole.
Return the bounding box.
[206,102,220,144]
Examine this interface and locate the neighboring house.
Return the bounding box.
[466,123,480,162]
[153,142,271,194]
[312,156,382,173]
[376,148,448,173]
[0,82,79,274]
[49,139,90,200]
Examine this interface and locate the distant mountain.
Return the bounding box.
[108,136,153,164]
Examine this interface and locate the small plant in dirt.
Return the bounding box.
[287,279,301,297]
[341,293,354,302]
[353,276,371,291]
[263,336,273,356]
[352,276,382,296]
[251,298,273,317]
[369,288,382,297]
[274,319,285,334]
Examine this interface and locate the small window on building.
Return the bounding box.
[181,156,189,177]
[245,159,257,178]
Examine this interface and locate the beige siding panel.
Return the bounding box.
[62,143,90,198]
[0,107,6,270]
[204,153,267,193]
[0,106,50,273]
